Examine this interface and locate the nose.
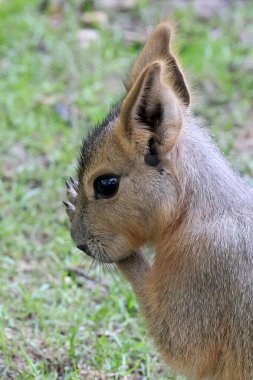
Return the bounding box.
[77,244,91,256]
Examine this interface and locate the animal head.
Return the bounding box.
[66,22,190,263]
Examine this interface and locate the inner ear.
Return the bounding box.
[144,137,159,167]
[136,72,164,130]
[138,101,163,130]
[118,62,183,158]
[127,22,190,107]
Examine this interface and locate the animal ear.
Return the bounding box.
[127,22,190,107]
[117,61,183,163]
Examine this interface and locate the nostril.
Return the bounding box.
[77,244,91,256]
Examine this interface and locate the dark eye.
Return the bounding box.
[94,175,120,199]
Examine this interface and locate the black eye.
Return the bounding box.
[94,175,120,199]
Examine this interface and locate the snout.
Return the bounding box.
[77,244,92,257]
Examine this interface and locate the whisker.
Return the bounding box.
[106,262,117,280]
[88,258,96,274]
[99,249,116,278]
[97,251,105,281]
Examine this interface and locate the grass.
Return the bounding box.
[0,0,252,378]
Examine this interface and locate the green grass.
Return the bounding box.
[0,0,252,378]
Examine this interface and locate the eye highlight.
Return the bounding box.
[94,175,120,199]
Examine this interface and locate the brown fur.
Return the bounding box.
[64,22,253,379]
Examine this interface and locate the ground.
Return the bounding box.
[0,0,253,379]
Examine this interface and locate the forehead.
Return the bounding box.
[77,103,121,181]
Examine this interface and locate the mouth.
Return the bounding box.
[76,243,114,263]
[76,244,92,256]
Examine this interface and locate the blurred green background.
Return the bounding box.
[0,0,252,379]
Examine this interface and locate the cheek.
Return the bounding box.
[109,200,154,246]
[106,235,134,260]
[88,202,147,247]
[86,211,142,260]
[87,175,161,246]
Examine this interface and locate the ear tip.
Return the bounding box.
[152,20,175,45]
[155,21,172,32]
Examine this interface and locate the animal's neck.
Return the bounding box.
[175,116,251,217]
[155,115,253,265]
